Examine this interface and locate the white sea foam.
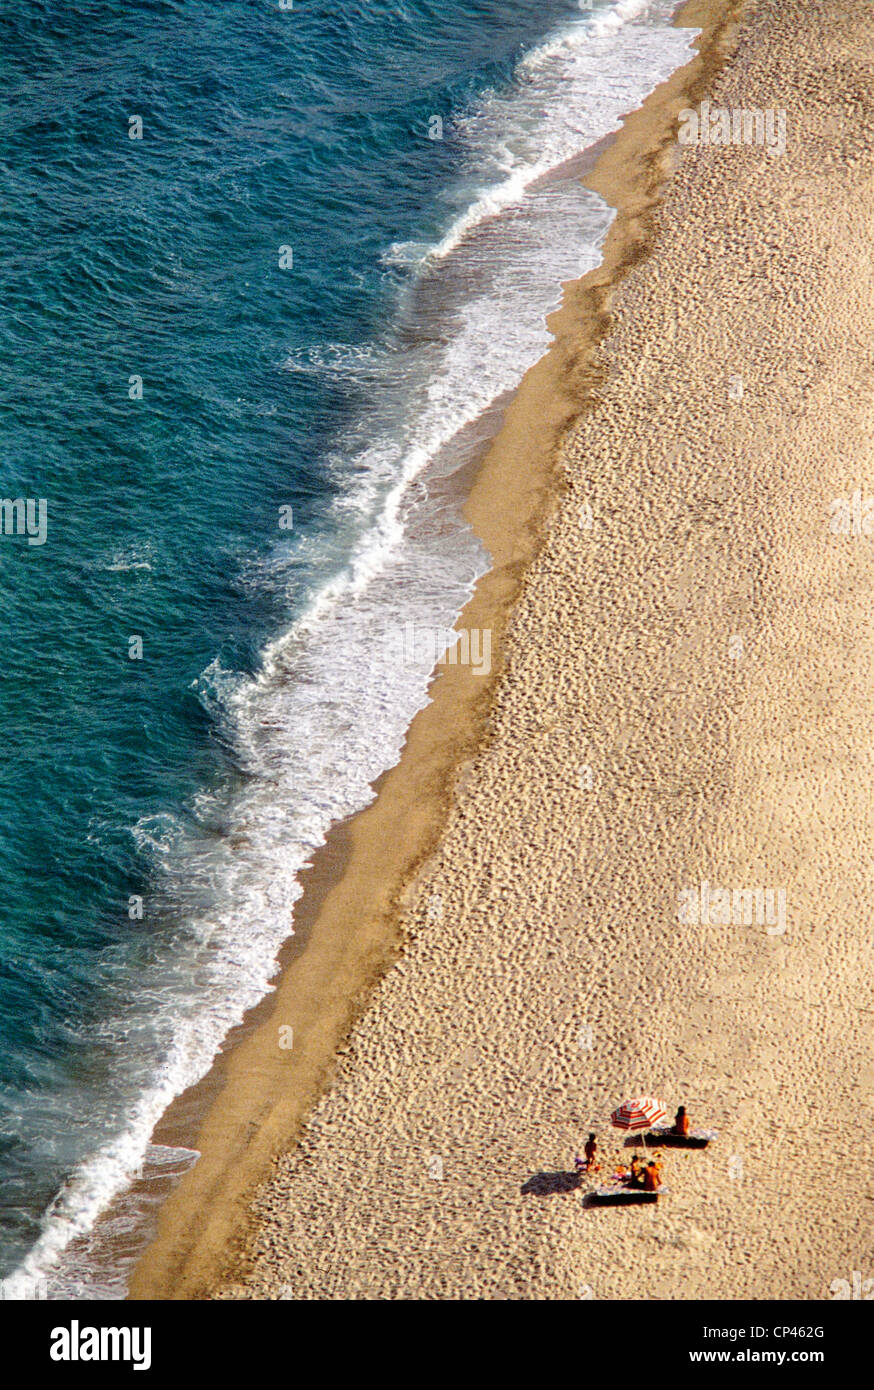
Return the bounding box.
[102,543,156,572]
[428,0,683,265]
[281,341,385,377]
[11,0,699,1297]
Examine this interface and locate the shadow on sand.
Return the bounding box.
[623,1132,711,1150]
[582,1188,660,1208]
[521,1170,584,1196]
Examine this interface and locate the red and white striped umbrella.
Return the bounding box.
[610,1097,666,1131]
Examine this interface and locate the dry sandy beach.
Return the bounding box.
[131,0,874,1300]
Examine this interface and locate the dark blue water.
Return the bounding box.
[0,0,695,1295]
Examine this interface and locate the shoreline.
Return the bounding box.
[130,0,747,1300]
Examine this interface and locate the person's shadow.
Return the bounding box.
[521,1170,583,1196]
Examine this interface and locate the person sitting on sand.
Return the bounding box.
[628,1154,644,1188]
[642,1160,662,1192]
[673,1105,691,1137]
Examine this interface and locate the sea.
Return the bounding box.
[0,0,698,1297]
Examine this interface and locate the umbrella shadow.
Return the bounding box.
[623,1133,710,1150]
[582,1188,660,1208]
[521,1170,584,1196]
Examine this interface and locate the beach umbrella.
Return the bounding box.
[579,1098,666,1185]
[610,1097,666,1132]
[610,1097,667,1181]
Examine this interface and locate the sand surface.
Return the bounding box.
[132,0,874,1300]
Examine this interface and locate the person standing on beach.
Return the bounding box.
[574,1134,599,1174]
